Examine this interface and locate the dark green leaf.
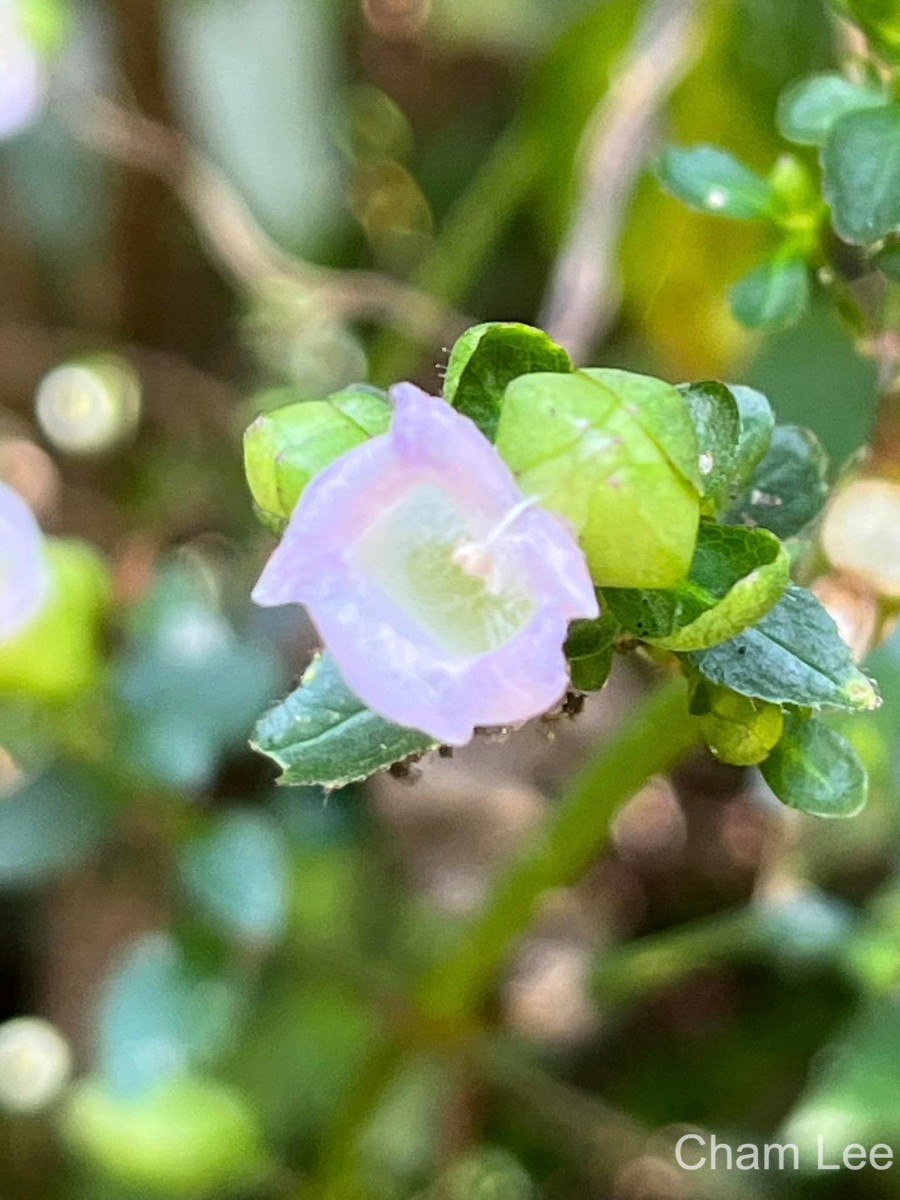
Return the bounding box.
[761,714,868,817]
[777,73,887,145]
[564,608,618,692]
[727,423,829,538]
[0,765,111,887]
[443,322,571,441]
[685,585,880,712]
[730,251,810,331]
[728,384,776,492]
[604,523,789,651]
[252,653,436,787]
[178,812,289,943]
[656,145,778,220]
[678,380,741,513]
[877,241,900,281]
[822,104,900,245]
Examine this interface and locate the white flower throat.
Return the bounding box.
[352,485,536,654]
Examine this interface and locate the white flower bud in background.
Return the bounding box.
[35,355,141,456]
[0,0,45,140]
[821,478,900,598]
[0,1017,72,1114]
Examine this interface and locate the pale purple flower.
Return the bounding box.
[0,481,49,642]
[0,1,45,141]
[253,384,599,745]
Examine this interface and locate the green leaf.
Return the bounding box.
[727,423,829,538]
[728,384,776,493]
[97,933,242,1099]
[443,322,571,441]
[243,385,391,532]
[697,686,784,767]
[877,240,900,281]
[564,607,618,692]
[656,145,778,220]
[604,523,790,652]
[822,104,900,245]
[252,653,436,787]
[495,369,701,588]
[729,250,810,331]
[761,714,868,817]
[678,380,741,513]
[0,765,111,888]
[63,1075,267,1196]
[777,73,887,145]
[685,585,880,712]
[178,812,289,943]
[116,568,281,790]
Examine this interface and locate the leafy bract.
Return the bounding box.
[243,385,391,531]
[604,523,789,652]
[685,585,880,712]
[761,714,868,818]
[252,653,436,788]
[495,368,701,588]
[443,322,571,441]
[727,424,829,538]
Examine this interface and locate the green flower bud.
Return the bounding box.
[243,386,391,531]
[699,686,784,767]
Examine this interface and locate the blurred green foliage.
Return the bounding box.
[0,1,899,1199]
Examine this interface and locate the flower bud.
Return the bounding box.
[243,385,390,531]
[699,685,784,766]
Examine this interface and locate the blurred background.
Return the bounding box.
[1,0,900,1197]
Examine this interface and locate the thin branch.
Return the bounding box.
[539,0,707,361]
[67,95,471,348]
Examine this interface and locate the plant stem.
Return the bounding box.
[416,674,698,1021]
[593,905,757,1003]
[309,675,698,1198]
